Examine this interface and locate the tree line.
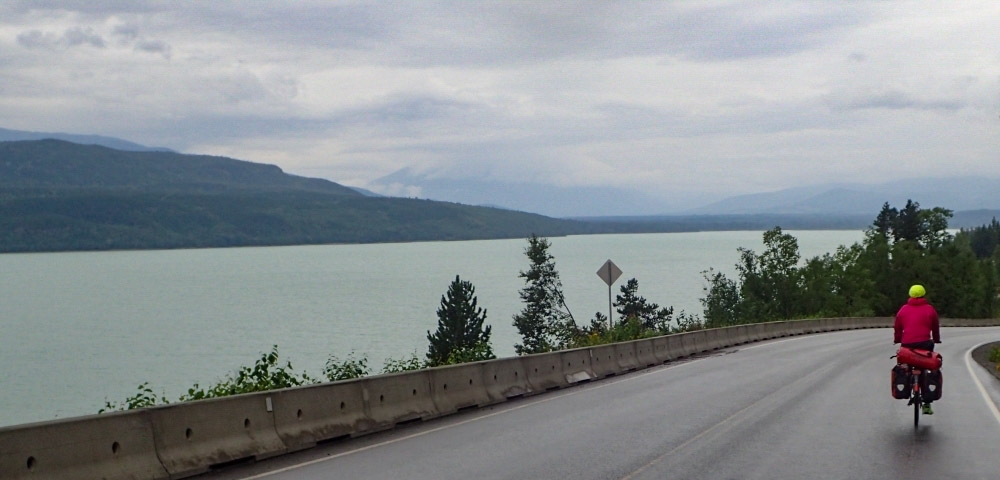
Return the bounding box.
[702,200,998,327]
[102,200,999,411]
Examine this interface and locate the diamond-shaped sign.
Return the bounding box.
[596,259,622,286]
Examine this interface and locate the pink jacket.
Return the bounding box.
[894,297,940,344]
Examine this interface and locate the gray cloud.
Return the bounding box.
[134,39,170,58]
[17,2,861,66]
[113,23,139,42]
[17,27,105,49]
[831,90,965,112]
[15,30,60,49]
[0,1,997,204]
[63,26,105,47]
[0,1,162,17]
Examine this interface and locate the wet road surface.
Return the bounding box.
[204,327,1000,480]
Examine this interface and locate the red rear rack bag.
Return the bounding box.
[896,347,943,370]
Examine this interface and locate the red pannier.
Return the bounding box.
[896,347,943,370]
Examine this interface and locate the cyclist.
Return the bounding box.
[893,284,941,414]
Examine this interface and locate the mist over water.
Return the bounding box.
[0,230,863,427]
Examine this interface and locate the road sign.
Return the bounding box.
[597,259,623,329]
[596,259,622,286]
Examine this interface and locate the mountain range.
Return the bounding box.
[687,178,1000,216]
[372,168,1000,217]
[1,128,997,253]
[0,127,173,153]
[5,127,998,218]
[0,139,586,253]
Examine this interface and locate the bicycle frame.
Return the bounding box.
[906,366,924,428]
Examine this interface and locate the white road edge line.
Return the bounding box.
[964,342,1000,427]
[739,336,803,351]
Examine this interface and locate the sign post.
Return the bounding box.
[596,259,623,330]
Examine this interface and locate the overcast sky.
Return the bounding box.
[1,1,997,203]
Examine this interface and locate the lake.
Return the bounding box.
[0,230,864,427]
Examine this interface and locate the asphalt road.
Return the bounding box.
[205,327,1000,480]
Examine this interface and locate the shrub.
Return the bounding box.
[988,346,1000,364]
[323,352,371,381]
[100,382,169,412]
[382,352,425,373]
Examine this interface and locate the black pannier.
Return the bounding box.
[891,365,911,399]
[921,370,943,401]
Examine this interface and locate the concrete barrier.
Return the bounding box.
[360,370,438,429]
[523,352,569,392]
[5,316,996,479]
[661,333,688,360]
[0,411,167,480]
[866,317,893,328]
[701,328,721,351]
[589,344,621,378]
[635,338,659,367]
[687,330,710,353]
[842,317,862,329]
[769,321,788,338]
[788,320,807,336]
[676,331,701,356]
[829,317,844,331]
[665,334,687,359]
[482,356,531,402]
[652,335,676,363]
[806,319,821,333]
[825,318,839,331]
[147,393,286,479]
[711,328,732,349]
[730,325,750,345]
[615,342,639,371]
[428,362,492,415]
[270,380,371,451]
[561,348,597,384]
[943,318,1000,327]
[745,323,764,342]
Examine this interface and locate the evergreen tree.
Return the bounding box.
[426,275,493,366]
[512,235,576,355]
[615,278,674,331]
[872,202,897,240]
[961,217,1000,259]
[895,199,922,244]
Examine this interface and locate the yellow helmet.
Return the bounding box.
[909,284,926,298]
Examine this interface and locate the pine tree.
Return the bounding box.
[512,235,575,355]
[615,278,673,331]
[426,275,493,366]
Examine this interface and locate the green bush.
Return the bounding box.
[323,353,371,381]
[100,382,169,412]
[988,346,1000,364]
[180,346,315,401]
[381,352,426,373]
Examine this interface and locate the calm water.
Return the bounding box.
[0,230,863,427]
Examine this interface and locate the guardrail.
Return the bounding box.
[2,317,997,479]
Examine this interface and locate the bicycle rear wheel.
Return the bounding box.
[913,399,920,428]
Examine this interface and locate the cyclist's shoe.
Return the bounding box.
[922,403,934,415]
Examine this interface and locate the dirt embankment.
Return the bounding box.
[971,342,1000,382]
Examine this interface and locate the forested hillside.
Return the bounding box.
[700,201,999,321]
[0,140,585,252]
[3,139,998,253]
[0,139,358,194]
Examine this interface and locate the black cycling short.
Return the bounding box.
[902,340,935,352]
